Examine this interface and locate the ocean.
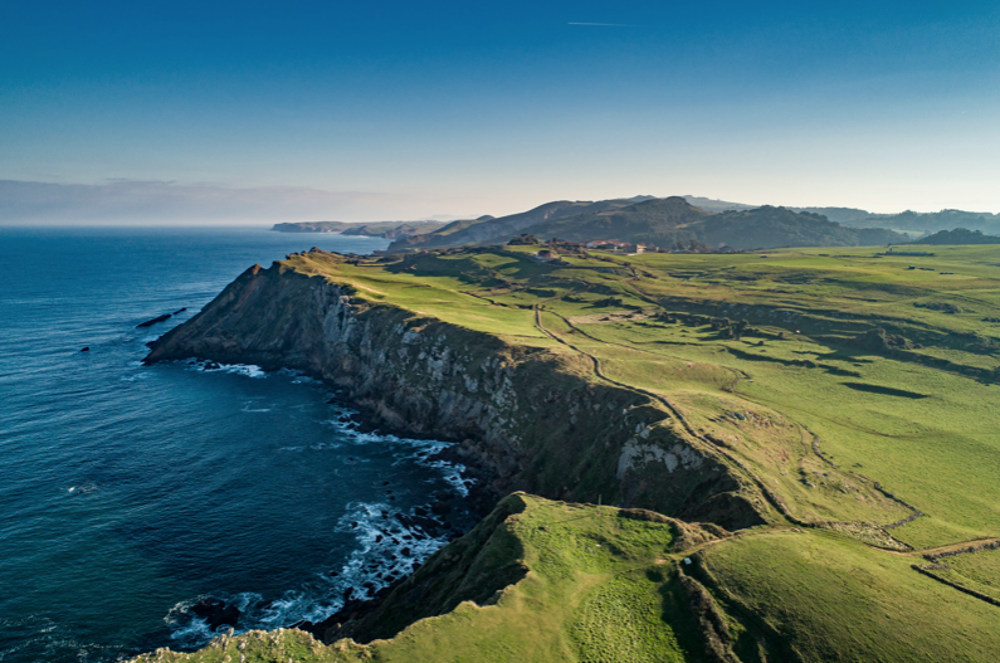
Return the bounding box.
[0,227,474,662]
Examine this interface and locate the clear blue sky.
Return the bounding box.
[2,1,999,222]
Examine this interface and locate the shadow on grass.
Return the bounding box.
[842,382,929,399]
[655,573,715,663]
[723,346,863,377]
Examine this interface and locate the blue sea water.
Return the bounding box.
[0,227,473,662]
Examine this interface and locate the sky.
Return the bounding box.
[2,1,999,224]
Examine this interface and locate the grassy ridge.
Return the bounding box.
[132,495,722,663]
[288,245,1000,548]
[132,496,1000,663]
[134,244,1000,661]
[699,529,1000,662]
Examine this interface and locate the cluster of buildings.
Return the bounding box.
[528,237,710,261]
[532,239,654,262]
[583,240,651,254]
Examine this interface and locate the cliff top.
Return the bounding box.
[136,243,1000,661]
[131,494,1000,663]
[281,243,1000,546]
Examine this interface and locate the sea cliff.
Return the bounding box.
[131,244,1000,663]
[145,252,765,529]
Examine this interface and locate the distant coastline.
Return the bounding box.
[272,220,447,239]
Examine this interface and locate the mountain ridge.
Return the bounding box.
[388,196,905,252]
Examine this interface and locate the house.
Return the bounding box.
[586,240,635,252]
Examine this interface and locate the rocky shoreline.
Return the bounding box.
[144,252,763,530]
[132,250,774,654]
[321,385,502,516]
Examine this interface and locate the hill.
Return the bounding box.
[911,227,1000,245]
[693,205,901,249]
[136,243,1000,662]
[790,206,877,225]
[273,220,446,237]
[682,195,756,213]
[389,199,648,250]
[133,494,1000,663]
[792,207,1000,234]
[388,197,906,252]
[521,196,713,247]
[866,209,1000,234]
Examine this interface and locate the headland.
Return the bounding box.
[138,242,1000,662]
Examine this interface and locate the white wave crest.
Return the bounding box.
[184,359,266,378]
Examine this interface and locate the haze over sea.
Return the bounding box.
[0,227,473,663]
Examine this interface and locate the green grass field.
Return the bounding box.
[133,495,720,663]
[699,528,1000,662]
[132,496,1000,663]
[134,244,1000,662]
[926,545,1000,602]
[291,245,1000,548]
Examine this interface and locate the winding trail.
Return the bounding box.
[528,295,998,608]
[533,306,806,526]
[534,307,949,545]
[551,306,927,533]
[475,299,977,565]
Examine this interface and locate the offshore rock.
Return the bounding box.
[136,313,172,328]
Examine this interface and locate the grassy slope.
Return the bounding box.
[930,546,1000,602]
[136,244,1000,661]
[553,247,1000,548]
[699,529,1000,662]
[366,495,708,663]
[291,245,1000,549]
[132,495,718,663]
[132,496,1000,663]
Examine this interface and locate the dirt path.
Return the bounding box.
[533,306,806,526]
[554,308,928,531]
[533,305,1000,612]
[532,304,1000,612]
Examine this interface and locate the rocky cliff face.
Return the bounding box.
[145,258,764,529]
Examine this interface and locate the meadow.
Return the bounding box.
[135,244,1000,661]
[290,244,1000,546]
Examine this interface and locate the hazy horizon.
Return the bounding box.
[3,180,1000,227]
[4,2,1000,224]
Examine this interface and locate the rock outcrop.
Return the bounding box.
[145,257,764,528]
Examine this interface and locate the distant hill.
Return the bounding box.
[867,210,1000,234]
[911,228,1000,245]
[698,206,903,249]
[683,195,756,212]
[388,196,906,252]
[524,197,712,247]
[791,207,1000,234]
[791,206,878,225]
[273,220,446,238]
[274,221,353,233]
[390,199,647,250]
[340,222,448,239]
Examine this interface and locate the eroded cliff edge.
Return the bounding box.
[144,254,767,529]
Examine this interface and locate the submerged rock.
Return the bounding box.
[431,501,452,515]
[189,598,241,630]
